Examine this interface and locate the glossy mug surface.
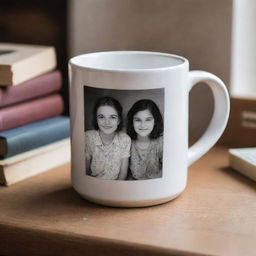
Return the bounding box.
[69,51,230,207]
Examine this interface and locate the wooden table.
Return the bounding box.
[0,146,255,256]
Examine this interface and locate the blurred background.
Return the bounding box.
[0,0,233,140]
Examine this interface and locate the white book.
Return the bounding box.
[229,147,256,182]
[0,138,70,186]
[0,43,56,86]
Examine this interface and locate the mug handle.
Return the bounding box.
[188,71,230,166]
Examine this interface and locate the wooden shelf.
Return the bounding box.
[0,146,255,256]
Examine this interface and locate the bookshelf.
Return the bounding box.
[0,145,255,256]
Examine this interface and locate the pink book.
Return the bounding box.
[0,70,62,107]
[0,94,64,131]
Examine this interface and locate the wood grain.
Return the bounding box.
[0,146,255,256]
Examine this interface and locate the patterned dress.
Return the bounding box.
[129,136,163,180]
[85,130,131,179]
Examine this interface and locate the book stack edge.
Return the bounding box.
[0,43,70,186]
[229,147,256,182]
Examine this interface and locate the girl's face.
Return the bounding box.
[133,109,155,138]
[97,105,119,135]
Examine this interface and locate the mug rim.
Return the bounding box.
[69,51,188,72]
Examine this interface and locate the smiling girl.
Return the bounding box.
[127,99,163,180]
[85,96,131,180]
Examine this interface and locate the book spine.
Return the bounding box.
[1,139,70,186]
[0,70,62,107]
[12,46,57,86]
[0,116,70,159]
[2,117,70,158]
[0,94,64,131]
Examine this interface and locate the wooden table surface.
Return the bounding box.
[0,146,255,256]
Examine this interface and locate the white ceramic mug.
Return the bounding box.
[69,51,230,207]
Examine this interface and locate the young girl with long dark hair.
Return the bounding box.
[127,99,163,180]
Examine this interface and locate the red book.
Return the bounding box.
[0,70,62,107]
[0,94,63,131]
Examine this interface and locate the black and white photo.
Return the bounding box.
[84,86,164,180]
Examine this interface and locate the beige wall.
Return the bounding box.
[68,0,232,139]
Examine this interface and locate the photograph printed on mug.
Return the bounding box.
[83,86,164,181]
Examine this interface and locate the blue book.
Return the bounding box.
[0,116,70,158]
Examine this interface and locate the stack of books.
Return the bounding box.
[0,43,70,186]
